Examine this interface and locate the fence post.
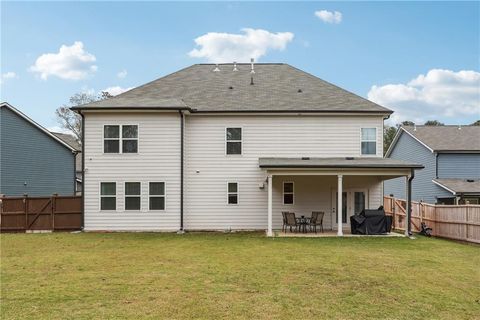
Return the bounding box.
[23,194,28,232]
[52,193,58,231]
[465,205,469,241]
[0,194,3,228]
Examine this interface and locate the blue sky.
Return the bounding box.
[1,1,479,130]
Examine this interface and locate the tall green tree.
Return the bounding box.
[383,126,398,155]
[470,120,480,126]
[424,120,444,126]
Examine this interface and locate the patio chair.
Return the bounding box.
[309,211,325,233]
[284,212,300,233]
[281,211,289,232]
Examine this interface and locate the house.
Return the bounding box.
[384,125,480,204]
[51,132,82,195]
[72,63,422,235]
[0,102,78,196]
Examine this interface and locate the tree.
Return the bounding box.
[55,91,112,142]
[470,120,480,126]
[401,121,415,126]
[383,126,397,155]
[424,120,444,126]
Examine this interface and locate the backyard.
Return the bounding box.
[1,232,479,319]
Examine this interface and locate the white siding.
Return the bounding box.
[184,115,384,230]
[83,112,181,231]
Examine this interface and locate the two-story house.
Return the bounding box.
[73,63,422,235]
[384,125,480,204]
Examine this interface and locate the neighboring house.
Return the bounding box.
[51,132,82,195]
[72,63,422,235]
[384,125,480,204]
[0,102,78,196]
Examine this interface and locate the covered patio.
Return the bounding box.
[259,157,423,237]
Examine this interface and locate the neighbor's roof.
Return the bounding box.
[433,178,480,195]
[259,157,423,169]
[0,102,77,152]
[402,125,480,152]
[51,132,81,151]
[72,63,392,114]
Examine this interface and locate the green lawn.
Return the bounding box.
[1,233,479,319]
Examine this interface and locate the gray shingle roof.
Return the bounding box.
[403,125,480,152]
[433,178,480,195]
[51,132,81,151]
[73,64,392,114]
[259,157,423,169]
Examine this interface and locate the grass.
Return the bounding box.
[1,232,479,319]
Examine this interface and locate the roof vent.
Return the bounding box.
[458,125,462,130]
[228,86,233,90]
[250,75,254,85]
[213,64,220,72]
[297,89,302,93]
[301,157,310,160]
[250,58,255,74]
[233,62,238,71]
[413,125,417,131]
[467,179,475,183]
[346,157,355,160]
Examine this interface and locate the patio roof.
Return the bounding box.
[258,157,424,169]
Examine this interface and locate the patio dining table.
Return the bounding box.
[295,216,311,233]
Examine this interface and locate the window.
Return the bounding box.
[227,182,238,204]
[361,128,376,155]
[104,125,120,153]
[149,182,165,210]
[125,182,141,210]
[283,182,294,205]
[104,125,138,153]
[100,182,116,210]
[226,128,242,155]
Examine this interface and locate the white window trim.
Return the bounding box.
[148,181,166,211]
[124,182,142,211]
[227,181,239,205]
[360,127,377,157]
[103,124,139,155]
[99,181,117,212]
[225,127,243,156]
[283,181,294,205]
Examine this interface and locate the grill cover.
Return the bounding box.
[350,209,392,235]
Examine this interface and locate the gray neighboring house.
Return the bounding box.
[384,125,480,204]
[0,102,78,196]
[51,132,82,195]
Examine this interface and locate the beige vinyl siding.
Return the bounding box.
[184,115,384,230]
[83,112,180,231]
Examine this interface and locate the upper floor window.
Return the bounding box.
[361,128,376,155]
[104,125,138,154]
[226,128,242,155]
[100,182,116,210]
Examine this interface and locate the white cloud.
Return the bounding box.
[368,69,480,124]
[188,28,294,63]
[102,86,133,96]
[117,69,127,79]
[315,10,342,24]
[0,71,17,84]
[29,41,97,80]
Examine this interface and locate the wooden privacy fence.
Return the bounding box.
[384,196,480,244]
[0,194,82,232]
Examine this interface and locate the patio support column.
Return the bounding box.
[337,174,343,236]
[267,174,273,237]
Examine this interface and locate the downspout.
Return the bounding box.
[178,110,184,232]
[435,153,439,178]
[73,151,77,194]
[81,113,85,230]
[406,168,415,236]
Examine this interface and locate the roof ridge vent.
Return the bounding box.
[301,157,310,160]
[213,64,220,72]
[233,62,238,71]
[250,58,255,74]
[346,157,354,160]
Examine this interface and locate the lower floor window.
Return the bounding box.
[125,182,141,210]
[100,182,116,210]
[149,182,165,210]
[283,182,294,205]
[227,182,238,204]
